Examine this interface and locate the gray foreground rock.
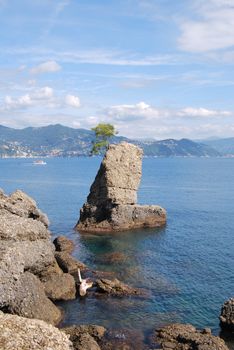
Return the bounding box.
[0,189,72,324]
[220,297,234,330]
[76,142,166,232]
[153,323,229,350]
[0,312,73,350]
[0,189,49,226]
[55,251,87,273]
[42,272,76,301]
[8,272,62,325]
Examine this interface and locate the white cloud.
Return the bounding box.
[65,94,81,108]
[5,47,180,66]
[107,102,162,121]
[1,87,82,113]
[178,0,234,52]
[27,79,36,86]
[0,99,233,139]
[106,102,231,122]
[30,61,61,74]
[177,107,231,117]
[100,101,234,139]
[2,86,54,111]
[4,94,32,110]
[32,86,54,99]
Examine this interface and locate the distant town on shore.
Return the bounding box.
[0,124,234,158]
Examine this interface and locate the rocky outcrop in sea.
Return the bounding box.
[220,297,234,330]
[76,142,166,232]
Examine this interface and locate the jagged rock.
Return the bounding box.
[70,333,101,350]
[54,235,75,253]
[0,189,49,226]
[0,189,63,325]
[63,325,106,350]
[220,297,234,330]
[152,323,229,350]
[8,272,62,325]
[42,272,76,301]
[0,247,61,325]
[76,142,166,232]
[0,210,50,241]
[0,312,73,350]
[38,260,62,278]
[0,246,25,308]
[86,142,143,206]
[0,240,55,275]
[55,251,86,273]
[95,278,145,297]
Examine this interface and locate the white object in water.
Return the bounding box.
[33,160,47,165]
[78,268,93,296]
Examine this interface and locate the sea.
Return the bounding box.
[0,157,234,348]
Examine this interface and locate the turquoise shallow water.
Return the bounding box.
[0,157,234,347]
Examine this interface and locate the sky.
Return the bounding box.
[0,0,234,140]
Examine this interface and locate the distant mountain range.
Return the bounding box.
[202,137,234,156]
[0,124,231,158]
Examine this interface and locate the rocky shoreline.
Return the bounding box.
[0,142,233,349]
[0,188,233,349]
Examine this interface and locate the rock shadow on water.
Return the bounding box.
[94,251,129,265]
[76,225,166,269]
[220,329,234,350]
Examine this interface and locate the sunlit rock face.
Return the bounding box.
[76,142,166,232]
[0,312,73,350]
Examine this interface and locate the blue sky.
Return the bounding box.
[0,0,234,139]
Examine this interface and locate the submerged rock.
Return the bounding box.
[63,325,106,350]
[0,312,73,350]
[63,324,106,341]
[100,328,145,350]
[96,251,128,264]
[220,297,234,330]
[76,142,166,232]
[95,278,146,297]
[152,323,229,350]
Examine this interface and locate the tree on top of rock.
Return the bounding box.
[91,123,117,155]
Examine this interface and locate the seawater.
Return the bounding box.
[0,157,234,347]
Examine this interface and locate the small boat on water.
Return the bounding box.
[33,160,47,165]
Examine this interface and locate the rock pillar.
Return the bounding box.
[76,142,166,232]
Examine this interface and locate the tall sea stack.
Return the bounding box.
[75,142,166,232]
